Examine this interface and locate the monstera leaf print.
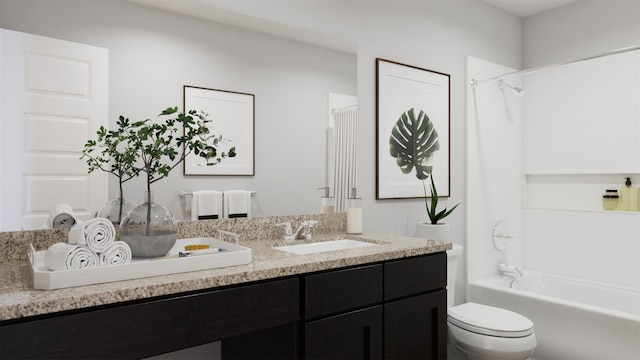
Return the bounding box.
[389,108,440,180]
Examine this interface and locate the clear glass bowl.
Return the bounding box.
[119,192,177,258]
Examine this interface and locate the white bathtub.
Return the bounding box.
[469,272,640,360]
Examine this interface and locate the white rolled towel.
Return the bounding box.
[68,218,116,253]
[99,241,132,266]
[44,243,99,271]
[48,203,77,229]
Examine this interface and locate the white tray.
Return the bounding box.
[29,237,252,290]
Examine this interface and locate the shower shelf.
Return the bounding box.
[524,206,640,215]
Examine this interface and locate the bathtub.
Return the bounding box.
[468,272,640,360]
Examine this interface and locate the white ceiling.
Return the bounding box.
[481,0,583,18]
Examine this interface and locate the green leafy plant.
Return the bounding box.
[422,175,459,225]
[389,107,459,224]
[81,116,138,223]
[126,107,236,234]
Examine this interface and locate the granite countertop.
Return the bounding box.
[0,231,450,321]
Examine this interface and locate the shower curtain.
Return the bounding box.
[332,107,358,212]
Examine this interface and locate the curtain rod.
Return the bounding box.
[179,190,256,197]
[470,44,640,87]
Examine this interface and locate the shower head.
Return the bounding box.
[498,79,525,97]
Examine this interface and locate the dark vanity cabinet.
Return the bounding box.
[301,253,447,360]
[383,254,447,359]
[0,252,447,359]
[303,264,384,359]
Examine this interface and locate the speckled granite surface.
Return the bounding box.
[0,213,450,321]
[0,213,346,264]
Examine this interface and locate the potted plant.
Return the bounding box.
[81,116,139,224]
[414,175,460,242]
[389,107,459,242]
[119,107,236,257]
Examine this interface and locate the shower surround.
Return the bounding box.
[466,51,640,356]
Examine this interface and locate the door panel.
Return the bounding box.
[0,28,108,230]
[305,306,383,359]
[384,290,447,359]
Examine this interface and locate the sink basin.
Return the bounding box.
[274,239,377,255]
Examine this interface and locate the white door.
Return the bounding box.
[0,29,108,231]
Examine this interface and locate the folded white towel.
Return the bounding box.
[44,243,99,271]
[68,218,116,253]
[191,191,223,220]
[47,203,77,229]
[224,190,252,218]
[99,241,132,266]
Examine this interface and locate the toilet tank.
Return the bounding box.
[446,244,463,308]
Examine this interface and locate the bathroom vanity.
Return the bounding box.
[0,215,450,359]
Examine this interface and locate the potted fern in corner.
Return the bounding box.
[389,107,459,242]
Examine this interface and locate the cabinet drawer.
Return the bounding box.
[305,264,383,319]
[384,253,446,301]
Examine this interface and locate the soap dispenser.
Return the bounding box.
[347,187,362,234]
[317,187,335,214]
[618,177,638,211]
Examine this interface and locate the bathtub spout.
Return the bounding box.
[498,263,523,278]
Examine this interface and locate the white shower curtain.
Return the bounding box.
[332,107,358,212]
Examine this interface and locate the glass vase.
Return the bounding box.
[97,193,137,225]
[119,191,177,258]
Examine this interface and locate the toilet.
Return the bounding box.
[446,244,537,359]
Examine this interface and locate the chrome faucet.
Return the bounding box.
[276,221,318,242]
[498,263,523,278]
[300,220,318,240]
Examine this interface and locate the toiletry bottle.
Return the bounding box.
[317,187,335,214]
[628,179,638,211]
[618,177,638,211]
[347,187,362,234]
[602,189,619,211]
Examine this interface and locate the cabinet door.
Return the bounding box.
[305,306,383,359]
[384,290,447,360]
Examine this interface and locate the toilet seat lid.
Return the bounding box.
[448,302,534,338]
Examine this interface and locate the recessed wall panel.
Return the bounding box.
[25,177,88,212]
[25,53,90,99]
[25,114,88,152]
[23,154,88,175]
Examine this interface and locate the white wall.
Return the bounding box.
[523,0,640,68]
[0,0,357,220]
[521,50,640,288]
[466,57,525,283]
[522,0,640,289]
[468,50,640,290]
[467,0,640,290]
